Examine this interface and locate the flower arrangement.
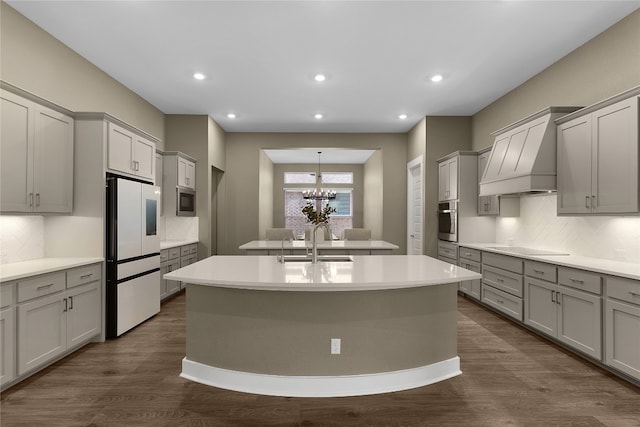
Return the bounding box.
[301,202,336,224]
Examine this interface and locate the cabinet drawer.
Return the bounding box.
[482,252,523,274]
[180,255,197,268]
[1,282,15,308]
[181,245,191,256]
[438,241,458,260]
[459,247,481,263]
[17,272,66,302]
[558,268,601,295]
[459,259,481,273]
[525,261,557,283]
[66,264,101,289]
[160,249,169,263]
[481,284,523,322]
[189,243,198,255]
[606,276,640,305]
[482,265,523,297]
[168,247,180,260]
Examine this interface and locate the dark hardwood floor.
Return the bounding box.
[1,292,639,427]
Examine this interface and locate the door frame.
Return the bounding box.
[407,155,424,255]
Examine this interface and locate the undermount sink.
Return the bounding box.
[280,255,353,263]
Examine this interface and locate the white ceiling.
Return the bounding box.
[263,149,375,164]
[8,1,640,133]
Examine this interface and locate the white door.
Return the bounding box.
[133,135,155,181]
[108,123,135,175]
[117,178,142,260]
[407,156,423,255]
[141,184,160,256]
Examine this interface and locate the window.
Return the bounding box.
[321,172,353,184]
[284,172,316,184]
[284,189,353,238]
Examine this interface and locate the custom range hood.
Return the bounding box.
[479,106,582,196]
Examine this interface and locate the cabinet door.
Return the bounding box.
[178,157,196,189]
[156,153,164,216]
[186,160,196,189]
[160,263,169,300]
[17,293,66,375]
[0,307,15,386]
[606,299,640,380]
[166,260,181,295]
[33,105,74,213]
[133,135,155,181]
[524,278,557,338]
[557,116,592,214]
[556,285,602,360]
[447,158,458,200]
[108,123,135,175]
[438,161,449,201]
[1,90,34,212]
[66,282,100,349]
[591,96,638,213]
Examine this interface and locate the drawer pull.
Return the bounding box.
[497,298,504,304]
[533,269,545,275]
[551,291,555,303]
[630,291,640,297]
[497,278,504,283]
[569,278,584,284]
[69,296,73,310]
[80,273,93,280]
[63,297,68,313]
[37,283,54,290]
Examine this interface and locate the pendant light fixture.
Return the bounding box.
[303,152,336,200]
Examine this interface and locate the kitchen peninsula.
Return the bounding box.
[163,255,481,397]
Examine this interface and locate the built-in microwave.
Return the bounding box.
[176,187,196,216]
[438,201,457,242]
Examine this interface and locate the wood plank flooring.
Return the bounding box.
[1,293,639,426]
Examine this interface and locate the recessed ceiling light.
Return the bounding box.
[314,113,323,119]
[227,113,236,119]
[398,114,408,120]
[430,74,443,83]
[193,72,206,80]
[314,74,326,82]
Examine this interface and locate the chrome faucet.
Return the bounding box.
[311,222,331,264]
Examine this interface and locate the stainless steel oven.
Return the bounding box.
[176,187,196,216]
[438,201,457,242]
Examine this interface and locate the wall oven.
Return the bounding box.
[176,187,196,216]
[438,201,457,242]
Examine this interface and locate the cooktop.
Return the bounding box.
[484,246,570,256]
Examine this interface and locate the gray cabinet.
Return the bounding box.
[0,283,15,387]
[525,265,602,360]
[107,122,156,182]
[160,247,181,300]
[480,252,524,321]
[605,276,640,381]
[459,248,481,300]
[0,89,74,213]
[557,94,638,214]
[12,264,101,381]
[438,156,458,202]
[477,148,499,215]
[437,240,458,264]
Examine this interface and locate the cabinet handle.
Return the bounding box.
[629,291,640,297]
[29,193,34,207]
[533,269,544,275]
[569,278,584,284]
[556,293,561,305]
[69,296,73,310]
[35,193,40,207]
[497,278,504,283]
[585,196,590,209]
[37,283,54,290]
[80,273,93,279]
[63,297,68,312]
[497,298,504,304]
[591,195,596,208]
[551,290,555,303]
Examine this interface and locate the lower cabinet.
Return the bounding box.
[3,263,102,387]
[161,243,198,299]
[525,277,602,360]
[458,258,481,300]
[605,276,640,380]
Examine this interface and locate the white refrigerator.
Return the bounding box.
[106,174,161,338]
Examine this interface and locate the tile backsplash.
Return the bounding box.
[162,216,199,241]
[0,216,44,264]
[496,194,640,262]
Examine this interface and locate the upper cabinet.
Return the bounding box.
[557,90,639,214]
[0,89,74,213]
[163,152,196,191]
[477,148,499,215]
[438,156,458,202]
[107,122,155,182]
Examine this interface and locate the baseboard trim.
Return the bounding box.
[180,356,461,397]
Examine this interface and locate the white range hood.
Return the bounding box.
[479,106,582,196]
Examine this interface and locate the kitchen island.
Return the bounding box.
[163,255,481,397]
[239,239,399,255]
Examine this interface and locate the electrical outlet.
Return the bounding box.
[331,338,341,355]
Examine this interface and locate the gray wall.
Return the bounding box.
[472,8,640,151]
[363,150,384,240]
[258,151,274,239]
[0,2,165,143]
[221,133,407,255]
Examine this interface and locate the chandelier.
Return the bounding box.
[303,152,336,201]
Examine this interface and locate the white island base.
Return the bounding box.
[164,255,481,397]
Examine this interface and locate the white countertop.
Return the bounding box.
[239,240,399,251]
[0,257,104,282]
[459,243,640,280]
[161,239,199,250]
[163,255,481,292]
